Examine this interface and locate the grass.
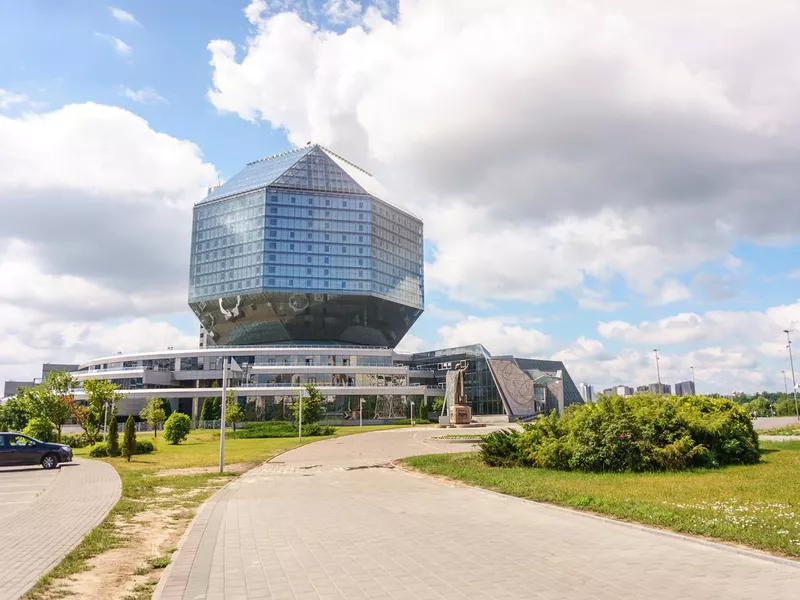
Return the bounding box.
[403,441,800,558]
[23,423,407,599]
[758,424,800,436]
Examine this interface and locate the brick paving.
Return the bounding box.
[0,458,121,600]
[156,428,800,600]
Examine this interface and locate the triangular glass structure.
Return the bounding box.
[271,146,368,194]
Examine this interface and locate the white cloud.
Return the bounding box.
[0,89,28,110]
[109,7,140,26]
[788,269,800,280]
[325,0,362,24]
[206,0,800,305]
[437,316,550,357]
[96,32,132,56]
[395,332,427,354]
[597,300,800,347]
[0,101,216,386]
[120,86,166,104]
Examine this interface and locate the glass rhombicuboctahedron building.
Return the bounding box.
[188,145,424,347]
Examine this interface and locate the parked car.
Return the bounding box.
[0,432,73,469]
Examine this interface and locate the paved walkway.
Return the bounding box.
[0,458,121,600]
[157,428,800,600]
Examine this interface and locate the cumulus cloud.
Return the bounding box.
[0,89,28,110]
[206,0,800,306]
[120,86,166,104]
[0,102,217,385]
[109,7,140,26]
[436,316,551,356]
[96,32,132,56]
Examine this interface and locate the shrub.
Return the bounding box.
[229,421,336,439]
[393,418,431,425]
[164,412,191,445]
[88,443,108,458]
[107,417,120,457]
[89,440,154,458]
[135,439,155,454]
[61,433,89,448]
[123,415,137,462]
[23,417,56,442]
[479,394,760,473]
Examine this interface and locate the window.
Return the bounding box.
[342,201,347,208]
[307,220,312,227]
[358,248,364,254]
[268,254,276,261]
[307,232,312,240]
[289,279,294,286]
[341,281,347,288]
[359,201,364,209]
[271,195,278,202]
[306,279,311,286]
[269,242,276,249]
[324,268,329,275]
[270,218,277,225]
[342,247,347,253]
[269,230,277,238]
[291,197,296,204]
[289,243,295,250]
[306,256,312,264]
[358,224,364,232]
[325,222,330,229]
[306,268,312,275]
[308,198,313,205]
[307,244,312,251]
[325,245,330,252]
[324,257,330,264]
[289,231,295,239]
[268,266,275,274]
[342,235,347,242]
[324,281,329,288]
[359,236,363,242]
[325,211,331,217]
[325,198,330,206]
[325,233,330,241]
[308,209,313,216]
[358,213,364,220]
[270,206,277,214]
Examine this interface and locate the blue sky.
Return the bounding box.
[1,0,799,394]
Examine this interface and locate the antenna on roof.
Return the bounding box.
[306,141,312,145]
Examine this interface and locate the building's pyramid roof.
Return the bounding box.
[200,144,391,205]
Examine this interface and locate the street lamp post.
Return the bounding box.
[653,349,661,387]
[219,356,228,474]
[410,401,415,426]
[298,386,304,442]
[782,370,789,395]
[784,329,799,421]
[359,398,364,432]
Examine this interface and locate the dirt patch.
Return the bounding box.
[155,461,260,476]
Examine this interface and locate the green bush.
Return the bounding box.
[23,417,56,442]
[479,394,760,473]
[229,421,336,439]
[107,418,120,457]
[88,443,108,458]
[164,412,191,445]
[135,439,155,454]
[61,433,89,448]
[393,418,431,425]
[89,440,154,458]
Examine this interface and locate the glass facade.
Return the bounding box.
[188,145,423,347]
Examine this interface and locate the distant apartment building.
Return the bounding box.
[3,380,34,399]
[674,381,696,397]
[648,382,672,395]
[636,385,649,393]
[579,383,594,403]
[602,385,634,397]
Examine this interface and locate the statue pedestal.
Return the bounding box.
[449,405,472,425]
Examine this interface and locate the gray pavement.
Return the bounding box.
[751,416,799,430]
[157,427,800,600]
[0,458,121,600]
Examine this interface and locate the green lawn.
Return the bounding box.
[25,424,407,599]
[403,441,800,558]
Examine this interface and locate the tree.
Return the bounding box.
[418,398,427,420]
[23,417,56,442]
[122,415,137,462]
[291,384,325,433]
[140,398,167,437]
[107,415,120,457]
[19,374,73,442]
[72,379,122,445]
[160,398,173,418]
[200,397,220,422]
[0,397,29,432]
[225,391,244,432]
[164,412,191,444]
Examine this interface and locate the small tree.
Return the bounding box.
[160,398,173,418]
[122,415,137,462]
[107,415,120,457]
[291,384,325,434]
[23,417,57,442]
[19,378,72,443]
[72,379,122,445]
[225,391,244,432]
[200,397,221,422]
[0,397,29,432]
[164,412,191,445]
[140,397,167,437]
[418,398,427,420]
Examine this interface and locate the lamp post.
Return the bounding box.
[410,401,415,426]
[690,365,695,394]
[782,370,789,395]
[359,398,364,432]
[784,329,799,421]
[219,355,228,474]
[653,349,661,387]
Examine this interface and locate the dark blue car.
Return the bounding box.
[0,432,73,469]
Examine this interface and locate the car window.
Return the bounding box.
[0,435,6,448]
[8,435,32,447]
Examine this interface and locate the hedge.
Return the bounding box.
[88,439,154,458]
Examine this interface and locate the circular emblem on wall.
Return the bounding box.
[289,294,310,312]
